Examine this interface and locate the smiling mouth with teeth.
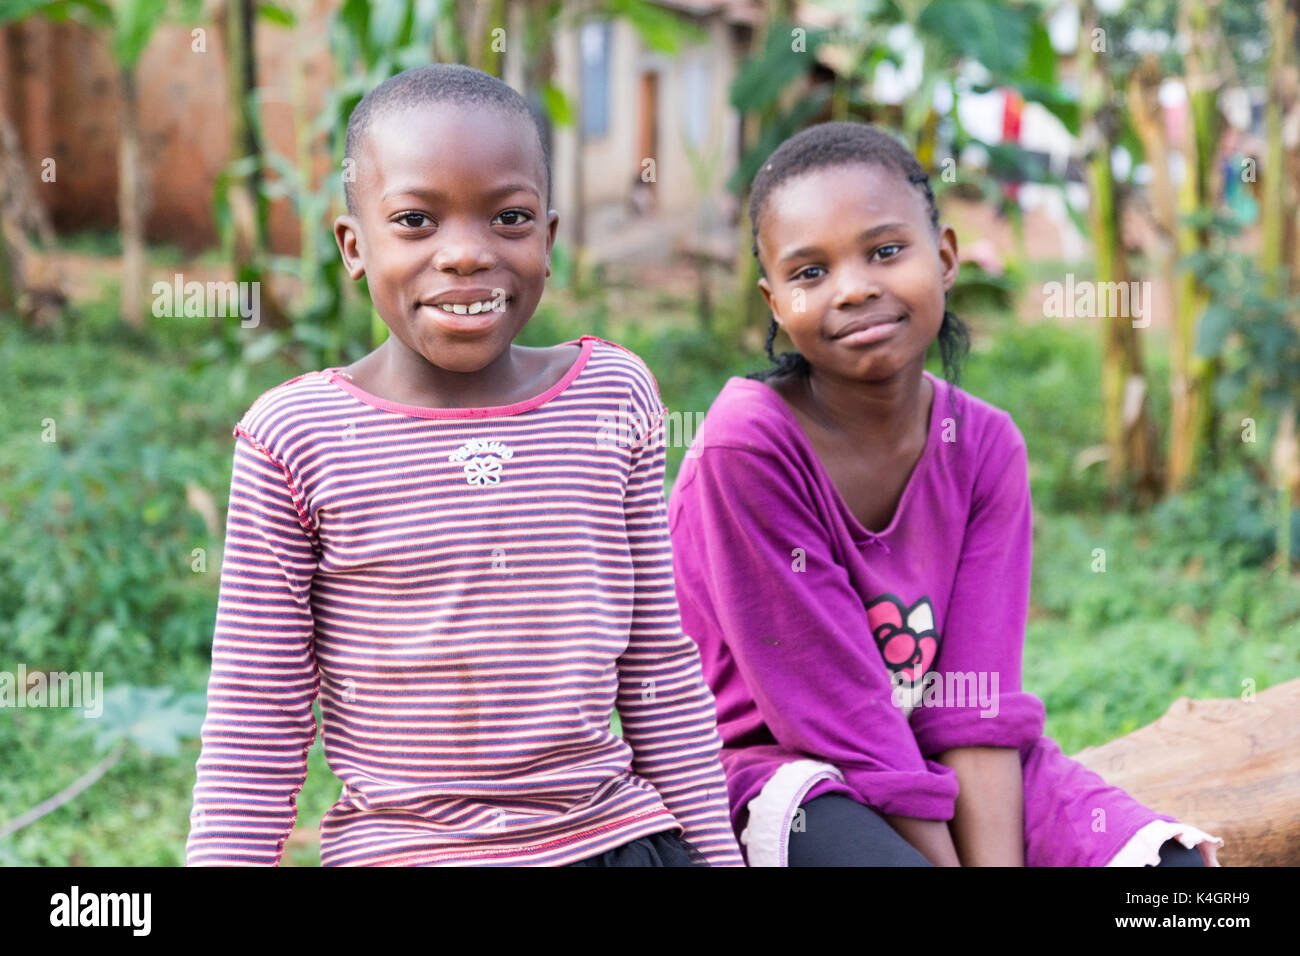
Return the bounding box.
[434,299,507,316]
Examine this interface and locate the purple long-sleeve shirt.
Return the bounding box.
[666,369,1197,866]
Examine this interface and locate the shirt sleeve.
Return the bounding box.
[908,415,1047,757]
[614,407,746,866]
[668,444,960,821]
[185,428,320,866]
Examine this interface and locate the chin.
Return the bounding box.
[419,325,520,369]
[419,342,505,374]
[841,354,912,383]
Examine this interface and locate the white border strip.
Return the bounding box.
[740,759,845,867]
[1105,820,1224,867]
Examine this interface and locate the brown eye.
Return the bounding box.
[494,210,533,226]
[398,213,431,228]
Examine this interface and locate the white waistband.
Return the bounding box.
[740,759,845,867]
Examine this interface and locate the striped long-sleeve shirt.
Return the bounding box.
[185,335,744,866]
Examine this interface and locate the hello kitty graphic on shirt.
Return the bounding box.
[866,593,941,714]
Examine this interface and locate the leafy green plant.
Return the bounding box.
[0,685,204,842]
[1,397,221,683]
[1188,211,1300,417]
[726,19,833,195]
[75,685,206,756]
[1185,207,1300,570]
[0,313,300,686]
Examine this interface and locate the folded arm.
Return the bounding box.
[909,415,1046,866]
[669,444,961,824]
[617,408,745,866]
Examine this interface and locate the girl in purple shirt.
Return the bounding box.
[666,121,1223,867]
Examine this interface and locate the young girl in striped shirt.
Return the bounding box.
[667,121,1223,867]
[184,64,742,867]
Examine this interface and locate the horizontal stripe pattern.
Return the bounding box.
[185,336,743,866]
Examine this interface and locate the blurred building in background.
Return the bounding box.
[0,1,1268,267]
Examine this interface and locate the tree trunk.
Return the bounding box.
[1272,402,1298,575]
[1079,2,1160,504]
[567,10,586,286]
[1262,0,1300,573]
[1259,0,1296,288]
[224,1,266,268]
[0,114,65,323]
[731,0,799,356]
[438,0,474,63]
[225,0,260,266]
[290,8,323,352]
[1177,1,1225,486]
[1129,10,1220,495]
[732,112,766,354]
[1184,5,1229,480]
[469,0,506,76]
[220,0,288,332]
[1072,677,1300,867]
[118,64,145,328]
[0,212,14,312]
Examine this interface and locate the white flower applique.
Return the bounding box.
[448,438,514,487]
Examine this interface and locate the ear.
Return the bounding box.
[544,209,559,277]
[333,215,367,280]
[758,276,782,329]
[937,224,960,295]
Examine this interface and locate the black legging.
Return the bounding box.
[786,793,1206,867]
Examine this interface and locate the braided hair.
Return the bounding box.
[745,121,970,395]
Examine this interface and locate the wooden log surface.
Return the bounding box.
[280,680,1300,866]
[1072,677,1300,866]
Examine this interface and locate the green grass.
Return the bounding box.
[1026,508,1300,753]
[2,277,1297,865]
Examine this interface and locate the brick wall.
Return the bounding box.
[1,4,337,255]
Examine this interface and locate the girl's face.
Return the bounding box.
[756,163,959,384]
[333,103,557,374]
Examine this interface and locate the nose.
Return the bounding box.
[431,222,494,275]
[831,260,883,311]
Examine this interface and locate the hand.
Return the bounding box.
[934,746,1025,866]
[882,813,963,866]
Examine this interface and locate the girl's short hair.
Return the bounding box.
[745,121,970,391]
[343,63,551,216]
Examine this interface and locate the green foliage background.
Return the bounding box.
[2,262,1297,865]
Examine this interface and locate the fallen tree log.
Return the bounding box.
[1072,677,1300,866]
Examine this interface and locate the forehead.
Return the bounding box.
[358,102,545,203]
[759,162,929,256]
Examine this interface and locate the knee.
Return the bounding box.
[788,794,933,867]
[1151,839,1206,867]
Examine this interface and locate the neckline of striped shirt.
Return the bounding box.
[320,335,597,421]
